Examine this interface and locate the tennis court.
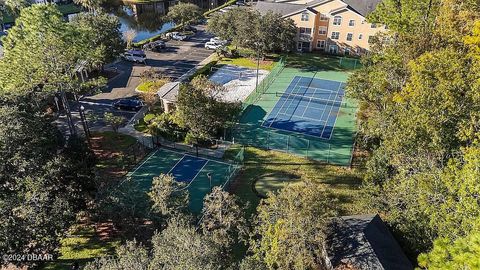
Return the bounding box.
[233,63,357,166]
[127,147,240,213]
[262,76,345,140]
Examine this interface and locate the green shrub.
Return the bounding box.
[137,79,169,93]
[144,113,156,123]
[189,60,218,80]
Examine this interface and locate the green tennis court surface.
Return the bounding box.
[127,147,239,213]
[234,67,357,166]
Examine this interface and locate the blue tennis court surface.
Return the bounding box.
[128,148,238,213]
[262,76,345,139]
[169,155,208,182]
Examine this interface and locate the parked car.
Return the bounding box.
[112,99,144,111]
[143,40,166,52]
[184,25,198,33]
[210,37,228,46]
[166,32,188,41]
[121,49,146,64]
[205,41,224,50]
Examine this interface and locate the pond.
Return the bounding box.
[105,0,175,42]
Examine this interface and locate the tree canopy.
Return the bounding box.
[347,0,480,260]
[167,2,202,29]
[250,181,337,269]
[207,8,296,55]
[175,75,241,143]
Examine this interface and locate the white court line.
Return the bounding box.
[160,146,232,166]
[301,87,317,118]
[167,155,186,174]
[319,82,343,138]
[277,112,327,124]
[189,160,210,183]
[128,148,160,176]
[265,77,302,128]
[326,82,347,140]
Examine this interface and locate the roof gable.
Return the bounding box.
[326,214,413,270]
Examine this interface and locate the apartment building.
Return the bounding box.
[255,0,385,55]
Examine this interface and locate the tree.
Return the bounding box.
[150,216,223,270]
[418,229,480,269]
[85,216,225,270]
[0,106,96,267]
[0,4,87,104]
[103,112,126,133]
[70,12,125,65]
[99,178,151,231]
[251,181,337,269]
[123,29,137,49]
[148,173,189,217]
[200,187,247,251]
[84,240,150,270]
[207,8,296,56]
[167,2,201,30]
[73,0,103,13]
[347,0,480,256]
[175,75,241,143]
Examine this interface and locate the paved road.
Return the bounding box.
[62,25,215,132]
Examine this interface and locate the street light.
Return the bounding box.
[207,172,212,191]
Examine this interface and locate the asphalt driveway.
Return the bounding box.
[71,25,215,132]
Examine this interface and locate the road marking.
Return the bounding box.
[79,100,112,107]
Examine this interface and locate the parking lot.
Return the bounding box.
[70,25,215,132]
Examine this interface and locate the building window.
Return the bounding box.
[358,34,363,40]
[356,47,361,54]
[349,19,355,26]
[331,31,340,40]
[320,14,328,21]
[329,45,338,54]
[346,33,353,41]
[344,48,350,56]
[371,23,377,28]
[299,27,312,34]
[301,11,309,21]
[333,16,342,26]
[317,40,325,48]
[318,27,327,35]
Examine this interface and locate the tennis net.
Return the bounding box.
[275,92,343,107]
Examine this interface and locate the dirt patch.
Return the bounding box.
[91,132,149,186]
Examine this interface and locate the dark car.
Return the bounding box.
[184,25,198,33]
[112,99,144,111]
[143,40,166,52]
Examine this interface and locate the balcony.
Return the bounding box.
[298,33,312,42]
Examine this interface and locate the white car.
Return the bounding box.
[121,49,146,64]
[210,37,228,45]
[167,32,188,41]
[205,41,224,50]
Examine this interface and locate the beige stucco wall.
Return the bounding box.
[284,0,386,55]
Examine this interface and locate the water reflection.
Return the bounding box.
[104,0,175,42]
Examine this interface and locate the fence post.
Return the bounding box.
[287,135,290,153]
[328,144,331,164]
[306,139,310,158]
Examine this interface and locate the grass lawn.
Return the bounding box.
[286,52,362,71]
[218,57,277,71]
[136,79,169,93]
[42,225,121,270]
[229,146,365,217]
